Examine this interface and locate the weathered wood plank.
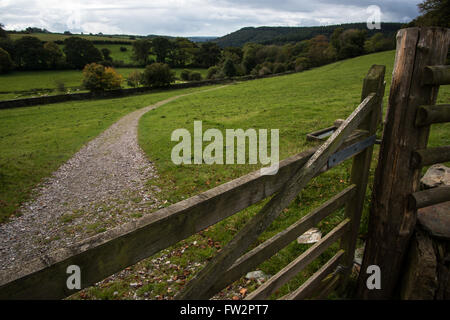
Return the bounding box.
[411,146,450,168]
[205,186,356,297]
[409,186,450,209]
[339,65,385,291]
[422,65,450,85]
[245,219,350,300]
[415,104,450,126]
[358,27,450,299]
[176,92,375,300]
[0,131,368,300]
[281,250,344,300]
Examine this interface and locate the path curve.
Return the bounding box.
[0,86,226,271]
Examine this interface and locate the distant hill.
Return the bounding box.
[214,23,404,47]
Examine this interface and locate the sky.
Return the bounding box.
[0,0,422,37]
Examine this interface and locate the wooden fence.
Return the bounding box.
[357,27,450,299]
[0,65,386,300]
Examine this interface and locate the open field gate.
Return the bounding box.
[0,65,386,300]
[357,27,450,299]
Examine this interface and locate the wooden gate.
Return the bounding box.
[0,65,385,300]
[357,27,450,299]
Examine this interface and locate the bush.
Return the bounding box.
[273,63,286,74]
[189,72,202,81]
[120,46,128,52]
[127,70,143,88]
[180,69,191,81]
[206,66,219,79]
[82,63,123,92]
[222,58,237,78]
[0,48,14,74]
[142,63,175,87]
[258,66,272,76]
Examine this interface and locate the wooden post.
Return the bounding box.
[339,65,385,288]
[357,27,450,299]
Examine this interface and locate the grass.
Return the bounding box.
[0,68,209,101]
[1,49,448,300]
[0,85,219,223]
[71,50,449,300]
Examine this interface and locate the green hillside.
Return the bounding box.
[214,23,404,47]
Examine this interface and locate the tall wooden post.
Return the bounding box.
[357,27,450,299]
[339,65,385,287]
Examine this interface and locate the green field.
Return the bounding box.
[0,86,218,223]
[0,68,209,101]
[0,50,448,299]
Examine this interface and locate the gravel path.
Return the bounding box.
[0,87,225,271]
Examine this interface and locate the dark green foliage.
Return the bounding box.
[43,42,64,68]
[101,48,112,61]
[13,36,48,70]
[0,23,7,38]
[409,0,450,27]
[120,46,127,52]
[189,71,202,81]
[152,37,171,63]
[195,42,221,67]
[222,58,237,77]
[0,48,13,74]
[63,37,103,69]
[215,23,403,48]
[142,63,175,87]
[206,66,219,79]
[180,69,191,81]
[132,39,152,65]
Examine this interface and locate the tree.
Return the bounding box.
[14,36,48,70]
[410,0,450,27]
[64,37,103,69]
[152,37,171,63]
[0,48,13,73]
[0,23,8,38]
[141,63,175,87]
[132,39,152,65]
[82,63,122,92]
[127,70,143,88]
[44,42,64,68]
[195,42,221,68]
[101,48,112,61]
[222,58,237,77]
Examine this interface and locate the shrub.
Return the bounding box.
[273,63,286,74]
[141,63,175,87]
[206,66,219,79]
[222,58,237,78]
[258,66,272,76]
[189,71,202,81]
[127,70,143,88]
[120,46,128,52]
[82,63,123,92]
[180,69,191,81]
[0,48,13,74]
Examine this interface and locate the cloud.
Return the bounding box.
[0,0,421,36]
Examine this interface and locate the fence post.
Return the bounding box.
[357,27,450,299]
[339,65,385,289]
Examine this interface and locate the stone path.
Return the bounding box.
[0,86,225,271]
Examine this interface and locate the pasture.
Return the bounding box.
[0,49,448,300]
[0,68,209,101]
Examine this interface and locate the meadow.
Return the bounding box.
[0,68,209,101]
[0,49,448,299]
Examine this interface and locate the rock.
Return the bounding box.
[421,164,450,189]
[245,270,270,282]
[354,245,365,265]
[297,228,322,244]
